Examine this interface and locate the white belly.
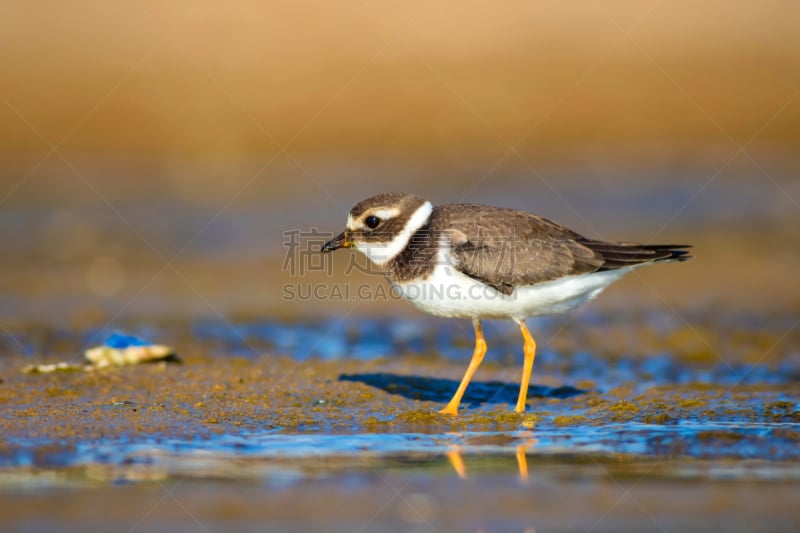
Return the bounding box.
[391,262,635,320]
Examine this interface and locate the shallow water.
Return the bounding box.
[2,309,799,530]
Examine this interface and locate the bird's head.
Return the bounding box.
[322,193,432,266]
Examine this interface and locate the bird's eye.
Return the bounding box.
[365,215,381,229]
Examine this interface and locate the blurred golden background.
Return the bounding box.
[0,1,798,323]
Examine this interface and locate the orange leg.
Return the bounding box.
[439,318,486,416]
[514,319,537,413]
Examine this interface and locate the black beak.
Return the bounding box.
[321,231,352,252]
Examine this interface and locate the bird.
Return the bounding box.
[321,193,691,415]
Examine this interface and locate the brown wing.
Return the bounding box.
[434,204,691,295]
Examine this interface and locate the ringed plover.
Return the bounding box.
[322,193,691,415]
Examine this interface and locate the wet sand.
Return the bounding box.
[4,472,799,532]
[1,311,798,531]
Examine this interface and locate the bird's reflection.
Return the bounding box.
[516,445,529,481]
[445,448,467,479]
[445,433,537,483]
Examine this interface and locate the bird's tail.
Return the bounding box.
[580,241,692,270]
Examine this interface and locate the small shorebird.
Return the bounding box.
[322,193,690,415]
